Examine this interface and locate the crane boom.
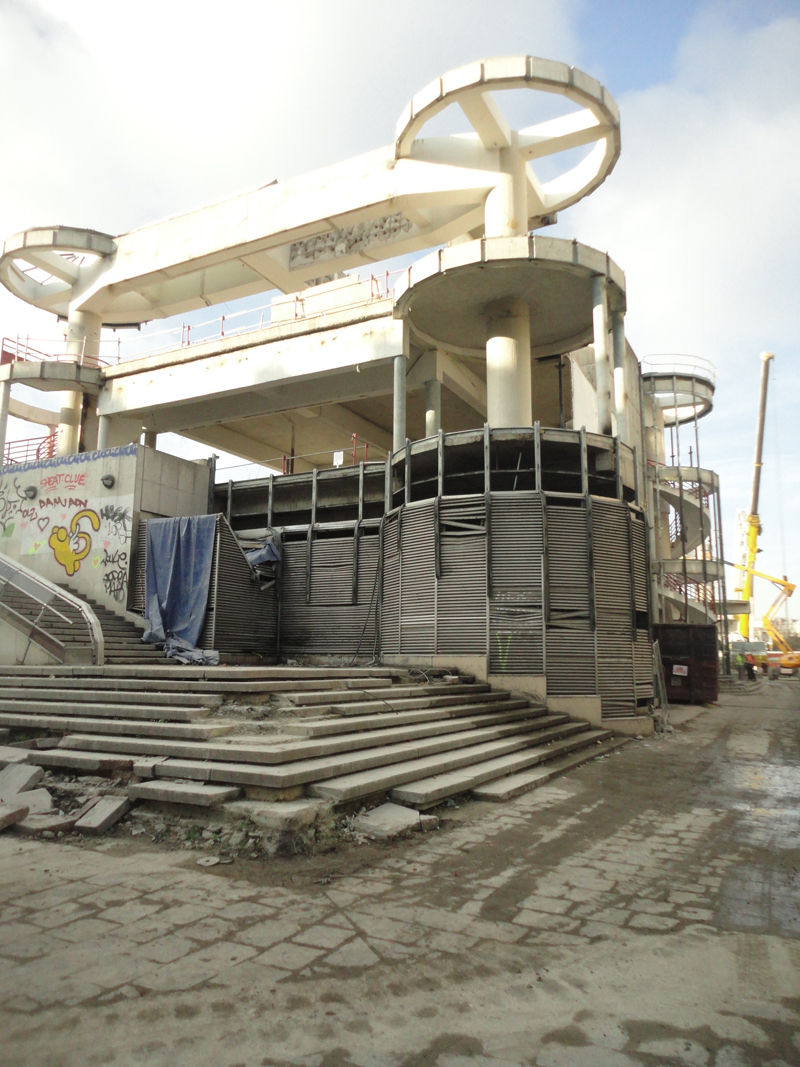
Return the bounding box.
[737,351,774,638]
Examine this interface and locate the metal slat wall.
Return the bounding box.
[128,518,147,614]
[206,517,278,654]
[489,493,544,674]
[631,514,654,700]
[436,495,487,655]
[280,532,380,655]
[399,503,436,653]
[592,499,637,717]
[545,504,597,696]
[381,514,400,655]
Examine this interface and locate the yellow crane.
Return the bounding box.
[732,563,800,669]
[735,351,774,639]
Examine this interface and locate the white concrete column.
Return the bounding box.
[96,415,110,451]
[485,299,532,428]
[484,135,527,238]
[424,379,441,438]
[392,354,406,453]
[58,309,103,456]
[143,431,158,449]
[611,309,628,444]
[592,276,613,436]
[0,380,10,464]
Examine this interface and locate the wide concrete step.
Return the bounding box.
[308,721,590,802]
[284,698,533,737]
[473,737,630,801]
[315,690,515,718]
[0,712,238,740]
[0,687,222,709]
[0,698,212,721]
[143,716,576,791]
[391,729,614,808]
[0,665,397,680]
[287,683,489,707]
[26,749,139,773]
[128,780,242,807]
[0,675,391,696]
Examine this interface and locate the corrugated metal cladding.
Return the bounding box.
[128,515,277,654]
[399,503,436,653]
[437,497,487,655]
[631,516,654,700]
[592,499,637,717]
[546,504,597,696]
[489,493,544,675]
[381,515,401,655]
[199,517,278,654]
[281,530,380,655]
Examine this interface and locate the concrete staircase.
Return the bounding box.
[1,585,161,665]
[0,665,627,811]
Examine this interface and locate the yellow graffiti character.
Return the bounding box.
[48,508,101,577]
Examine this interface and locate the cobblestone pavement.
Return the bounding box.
[2,683,800,1066]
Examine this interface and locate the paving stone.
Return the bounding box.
[216,901,275,922]
[536,1044,641,1066]
[629,898,674,915]
[678,906,716,921]
[74,797,131,835]
[517,895,573,915]
[236,919,302,949]
[352,802,420,840]
[628,913,680,931]
[293,924,355,950]
[513,910,579,931]
[135,941,257,992]
[0,763,43,796]
[0,801,30,832]
[98,901,163,925]
[157,903,214,926]
[323,937,380,968]
[182,917,235,942]
[137,934,197,963]
[254,941,324,971]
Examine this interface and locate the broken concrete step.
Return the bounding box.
[308,722,591,803]
[391,729,613,807]
[149,717,575,791]
[0,697,211,721]
[10,788,52,814]
[0,801,30,831]
[0,745,31,767]
[74,796,130,834]
[316,690,516,718]
[352,802,420,839]
[27,749,136,773]
[473,737,630,801]
[0,762,44,795]
[288,682,490,707]
[284,698,535,737]
[0,687,222,709]
[0,712,237,740]
[128,780,241,806]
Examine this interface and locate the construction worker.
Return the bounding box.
[745,653,757,682]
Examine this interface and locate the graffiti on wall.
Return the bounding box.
[48,509,101,577]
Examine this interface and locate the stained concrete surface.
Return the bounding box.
[1,681,800,1066]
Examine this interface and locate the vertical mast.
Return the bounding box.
[738,352,774,639]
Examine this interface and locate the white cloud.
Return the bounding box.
[558,9,800,618]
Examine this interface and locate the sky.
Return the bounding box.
[0,0,798,618]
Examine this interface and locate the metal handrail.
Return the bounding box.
[641,354,717,384]
[0,551,104,665]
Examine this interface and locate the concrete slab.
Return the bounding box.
[0,763,44,796]
[13,788,52,815]
[15,812,76,835]
[352,803,420,840]
[74,797,131,835]
[224,799,330,833]
[0,800,30,831]
[127,782,241,807]
[0,744,28,767]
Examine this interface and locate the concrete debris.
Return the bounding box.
[0,746,30,767]
[352,802,420,840]
[197,856,220,867]
[75,797,131,835]
[0,763,43,796]
[128,781,240,806]
[16,812,76,836]
[0,801,30,832]
[225,798,330,833]
[14,788,52,815]
[419,813,439,831]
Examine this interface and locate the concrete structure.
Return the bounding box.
[0,57,660,722]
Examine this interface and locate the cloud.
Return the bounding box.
[557,9,800,616]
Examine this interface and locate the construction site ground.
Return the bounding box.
[2,680,799,1067]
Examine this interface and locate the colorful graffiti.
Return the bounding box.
[48,509,101,577]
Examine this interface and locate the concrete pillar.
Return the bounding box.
[58,309,103,456]
[485,299,532,428]
[611,310,628,444]
[96,415,110,451]
[392,353,406,454]
[484,135,527,238]
[0,379,10,465]
[592,276,613,436]
[424,379,441,438]
[143,431,158,449]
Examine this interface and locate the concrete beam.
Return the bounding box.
[8,397,59,427]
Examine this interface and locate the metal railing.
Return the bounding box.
[1,336,117,367]
[641,354,717,384]
[3,432,58,467]
[0,552,104,665]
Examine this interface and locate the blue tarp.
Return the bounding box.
[244,539,281,567]
[143,515,217,648]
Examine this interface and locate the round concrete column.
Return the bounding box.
[424,379,441,438]
[58,309,102,456]
[484,136,527,239]
[392,353,407,454]
[592,277,613,436]
[96,414,110,451]
[0,379,10,465]
[611,309,628,444]
[485,298,532,428]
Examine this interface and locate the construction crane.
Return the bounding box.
[733,563,800,669]
[734,351,774,639]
